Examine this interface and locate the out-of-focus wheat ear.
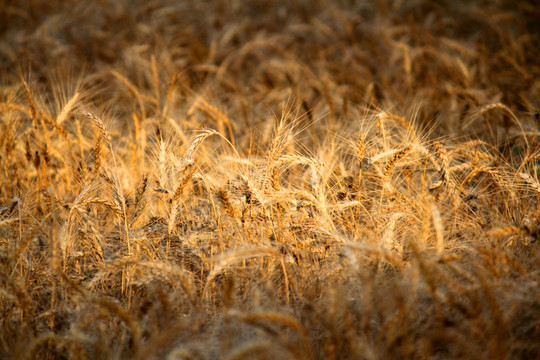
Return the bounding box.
[408,240,443,313]
[472,265,507,356]
[205,247,282,289]
[134,175,149,208]
[344,242,405,271]
[223,341,275,360]
[487,226,526,238]
[44,109,78,165]
[56,91,80,125]
[167,160,196,235]
[449,139,496,159]
[165,348,196,360]
[432,141,460,206]
[101,171,131,250]
[111,70,150,118]
[32,149,41,170]
[267,116,291,164]
[277,154,325,169]
[172,159,196,202]
[162,73,180,118]
[41,111,69,140]
[41,143,51,168]
[24,333,89,360]
[155,125,168,189]
[475,103,529,148]
[376,112,389,150]
[92,296,141,355]
[430,200,444,255]
[218,187,236,218]
[227,310,313,360]
[74,118,88,173]
[132,113,142,168]
[396,42,412,89]
[264,116,296,190]
[90,259,198,308]
[110,176,127,220]
[92,135,103,174]
[271,167,281,191]
[74,196,123,217]
[2,125,14,165]
[151,55,160,109]
[518,152,540,175]
[320,78,336,119]
[24,137,32,163]
[460,90,482,108]
[22,79,37,128]
[380,212,402,254]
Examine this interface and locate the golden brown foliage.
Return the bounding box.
[1,0,539,359]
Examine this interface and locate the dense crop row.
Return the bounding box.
[1,1,538,359]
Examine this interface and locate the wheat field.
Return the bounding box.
[0,0,539,359]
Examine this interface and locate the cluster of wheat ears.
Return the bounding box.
[0,0,539,359]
